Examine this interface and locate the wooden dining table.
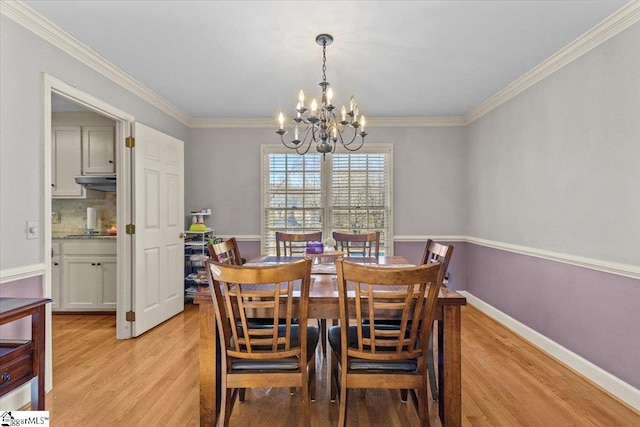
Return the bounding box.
[195,255,466,426]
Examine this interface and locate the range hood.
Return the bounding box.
[74,175,117,192]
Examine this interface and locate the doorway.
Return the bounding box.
[51,94,118,312]
[43,74,134,356]
[43,75,186,391]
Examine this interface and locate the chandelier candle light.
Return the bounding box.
[276,34,367,158]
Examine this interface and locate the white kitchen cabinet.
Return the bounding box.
[57,240,116,312]
[97,257,117,309]
[52,125,85,198]
[82,126,115,174]
[51,243,61,310]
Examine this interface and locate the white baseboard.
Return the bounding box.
[459,291,640,412]
[0,385,30,411]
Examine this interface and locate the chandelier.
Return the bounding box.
[276,34,367,158]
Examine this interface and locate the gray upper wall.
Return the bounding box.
[2,11,638,270]
[0,16,189,270]
[186,126,468,238]
[467,22,640,266]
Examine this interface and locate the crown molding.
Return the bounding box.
[464,0,640,125]
[369,117,466,127]
[190,118,275,129]
[190,116,466,129]
[4,0,638,129]
[1,0,192,126]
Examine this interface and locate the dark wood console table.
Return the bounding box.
[0,297,51,410]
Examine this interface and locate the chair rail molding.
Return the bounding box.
[394,235,467,243]
[0,263,46,284]
[461,291,640,412]
[233,234,638,279]
[466,236,640,280]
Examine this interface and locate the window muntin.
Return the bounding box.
[262,146,392,256]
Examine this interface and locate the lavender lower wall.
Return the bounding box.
[465,243,640,390]
[236,240,261,263]
[394,241,467,291]
[0,276,43,339]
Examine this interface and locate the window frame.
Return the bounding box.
[260,144,394,256]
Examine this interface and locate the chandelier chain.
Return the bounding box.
[322,41,327,83]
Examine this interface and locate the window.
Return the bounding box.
[261,145,393,255]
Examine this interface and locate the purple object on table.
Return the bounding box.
[305,241,324,254]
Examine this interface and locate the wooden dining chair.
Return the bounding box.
[275,231,323,256]
[206,258,318,427]
[328,259,444,427]
[208,237,244,265]
[332,231,380,258]
[420,239,454,401]
[328,231,381,354]
[274,231,330,354]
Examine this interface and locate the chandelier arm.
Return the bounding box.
[296,127,314,155]
[279,133,300,150]
[276,33,366,157]
[340,127,358,146]
[342,134,366,152]
[296,141,312,155]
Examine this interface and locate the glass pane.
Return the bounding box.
[266,149,389,255]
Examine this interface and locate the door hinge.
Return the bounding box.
[125,311,136,322]
[126,224,135,235]
[125,136,135,148]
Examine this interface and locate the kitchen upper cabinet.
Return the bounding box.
[52,125,85,198]
[82,126,115,174]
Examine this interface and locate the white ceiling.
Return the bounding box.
[24,0,629,120]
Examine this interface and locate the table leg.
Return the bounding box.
[439,305,462,427]
[31,305,46,410]
[199,300,218,426]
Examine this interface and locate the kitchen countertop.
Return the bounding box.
[53,234,116,240]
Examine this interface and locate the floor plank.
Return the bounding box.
[43,304,640,426]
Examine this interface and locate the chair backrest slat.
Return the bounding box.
[208,237,243,265]
[275,232,323,256]
[335,259,444,361]
[421,239,454,285]
[207,259,312,360]
[333,231,380,258]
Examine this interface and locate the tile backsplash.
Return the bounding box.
[52,192,117,235]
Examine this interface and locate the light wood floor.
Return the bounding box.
[43,304,640,426]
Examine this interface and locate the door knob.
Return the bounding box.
[179,233,185,239]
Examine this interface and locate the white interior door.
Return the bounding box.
[132,123,184,336]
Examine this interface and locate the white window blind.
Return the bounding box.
[262,146,392,255]
[330,152,390,254]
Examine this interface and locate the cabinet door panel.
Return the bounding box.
[51,256,61,310]
[52,126,84,198]
[63,257,98,309]
[97,257,117,309]
[82,126,115,174]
